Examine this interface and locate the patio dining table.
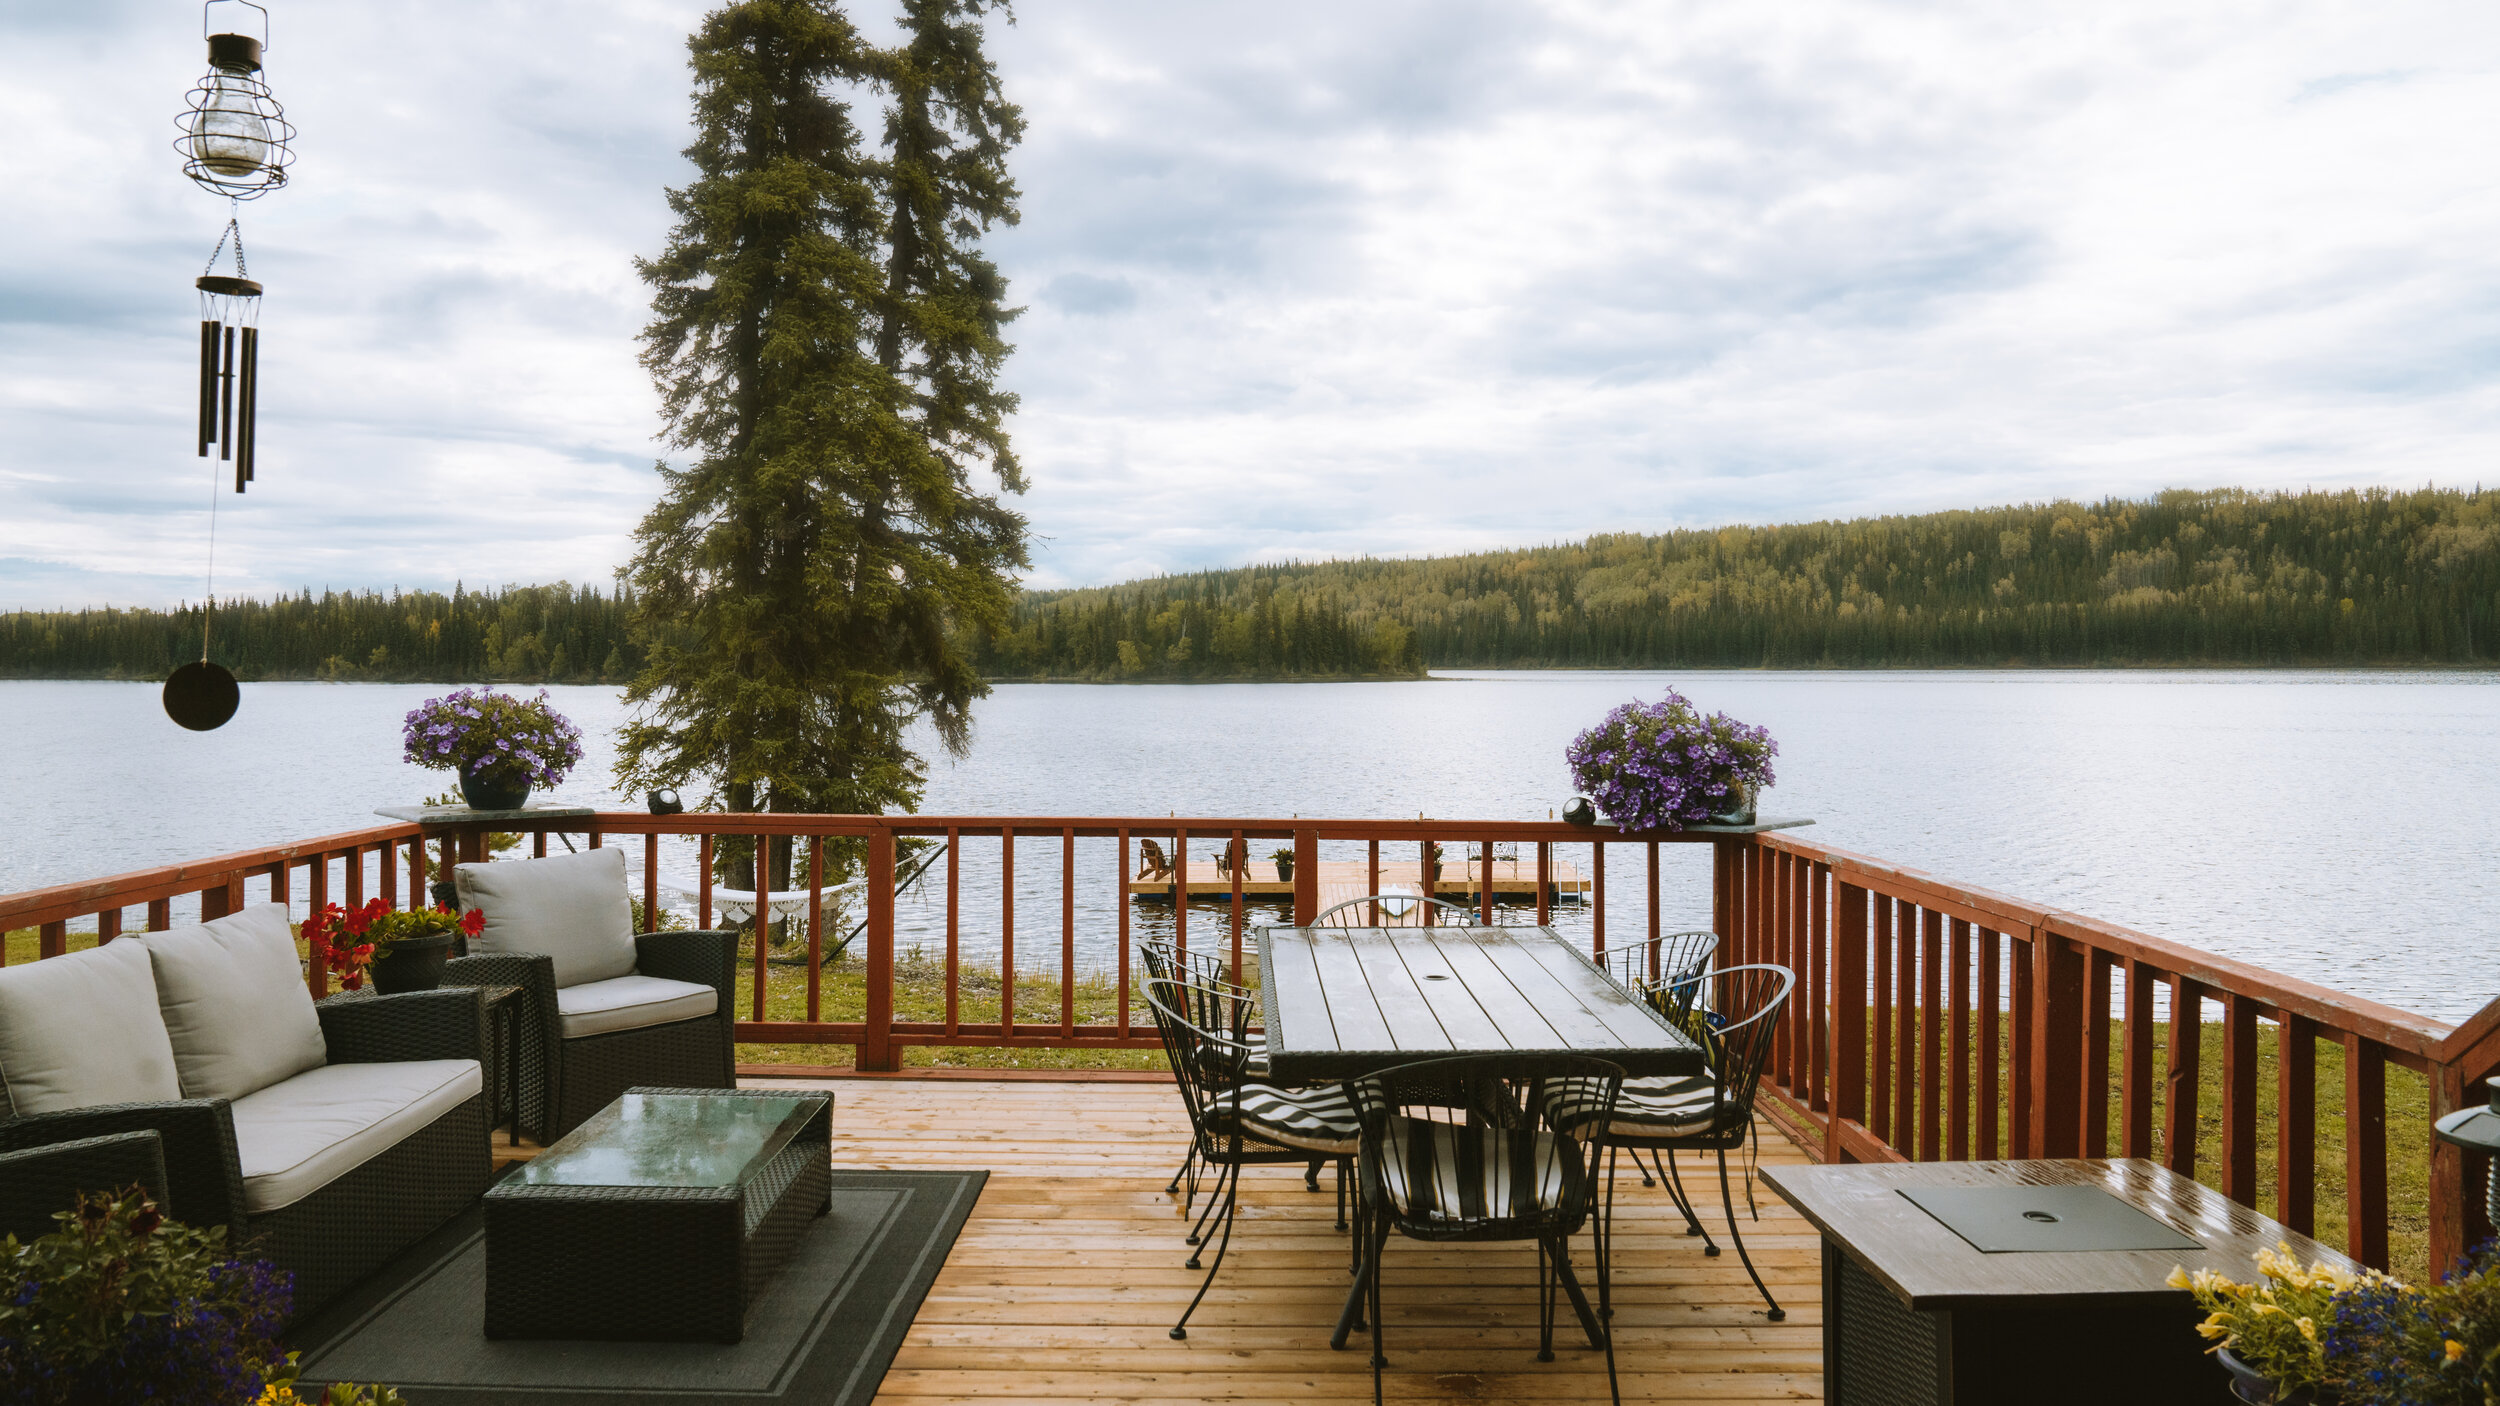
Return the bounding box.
[1256,920,1708,1359]
[1256,921,1710,1085]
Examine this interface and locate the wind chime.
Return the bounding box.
[165,1,294,731]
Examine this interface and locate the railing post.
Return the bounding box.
[859,826,899,1073]
[2221,994,2260,1206]
[2166,977,2207,1179]
[2346,1034,2389,1270]
[1833,881,1868,1154]
[2028,929,2085,1159]
[2278,1012,2318,1236]
[2428,1054,2467,1276]
[1292,828,1318,925]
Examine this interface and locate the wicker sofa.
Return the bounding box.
[0,904,491,1316]
[444,847,738,1144]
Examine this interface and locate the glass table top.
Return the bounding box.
[510,1093,824,1189]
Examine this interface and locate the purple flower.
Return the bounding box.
[1566,690,1776,833]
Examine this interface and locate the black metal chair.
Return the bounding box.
[1139,975,1362,1341]
[1307,894,1484,927]
[1600,929,1719,1013]
[1564,963,1795,1321]
[1334,1053,1625,1406]
[1138,939,1339,1232]
[1598,929,1718,1201]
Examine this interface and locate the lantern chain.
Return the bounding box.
[201,206,248,280]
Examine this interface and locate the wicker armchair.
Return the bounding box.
[445,848,738,1144]
[444,930,737,1145]
[0,963,490,1318]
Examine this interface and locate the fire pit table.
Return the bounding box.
[1760,1156,2354,1406]
[483,1086,833,1343]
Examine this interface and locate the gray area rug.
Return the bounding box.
[286,1169,986,1405]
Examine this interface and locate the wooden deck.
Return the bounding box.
[721,1076,1826,1403]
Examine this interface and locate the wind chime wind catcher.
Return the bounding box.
[165,0,294,731]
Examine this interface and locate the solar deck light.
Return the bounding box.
[1562,797,1596,826]
[2435,1076,2500,1228]
[647,788,685,815]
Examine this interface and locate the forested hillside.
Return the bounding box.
[978,487,2500,676]
[0,582,638,683]
[6,488,2496,681]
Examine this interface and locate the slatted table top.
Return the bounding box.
[1258,924,1707,1082]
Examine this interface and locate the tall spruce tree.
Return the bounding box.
[618,0,1028,851]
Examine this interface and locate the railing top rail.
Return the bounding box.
[409,811,1809,843]
[1756,828,2454,1056]
[0,821,425,927]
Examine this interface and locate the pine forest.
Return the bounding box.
[6,487,2497,682]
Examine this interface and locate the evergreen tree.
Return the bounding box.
[617,0,1029,835]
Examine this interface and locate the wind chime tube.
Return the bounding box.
[237,326,258,488]
[197,320,220,455]
[219,324,236,463]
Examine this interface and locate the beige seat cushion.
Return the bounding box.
[0,940,183,1115]
[139,904,328,1104]
[556,974,718,1040]
[455,848,638,989]
[228,1059,481,1215]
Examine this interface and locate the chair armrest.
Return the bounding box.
[446,952,559,1030]
[0,1101,245,1234]
[318,988,487,1066]
[636,930,739,1010]
[0,1131,170,1241]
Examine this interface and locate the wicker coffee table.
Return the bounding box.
[482,1086,833,1343]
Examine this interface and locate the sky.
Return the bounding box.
[2,0,2497,609]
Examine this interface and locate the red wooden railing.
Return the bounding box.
[1717,829,2499,1277]
[3,811,2494,1275]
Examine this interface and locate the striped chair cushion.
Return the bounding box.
[1207,1081,1361,1156]
[1556,1073,1724,1141]
[1375,1117,1583,1225]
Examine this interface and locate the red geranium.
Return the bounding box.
[302,900,482,992]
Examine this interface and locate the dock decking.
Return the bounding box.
[1129,858,1591,914]
[722,1076,1823,1403]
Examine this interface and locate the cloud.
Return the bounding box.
[3,0,2498,606]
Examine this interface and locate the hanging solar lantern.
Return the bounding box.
[176,4,294,201]
[166,1,295,733]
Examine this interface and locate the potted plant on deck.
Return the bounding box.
[401,688,584,812]
[304,897,485,994]
[1565,689,1777,832]
[1270,846,1295,883]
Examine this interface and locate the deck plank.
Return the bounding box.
[723,1075,1824,1404]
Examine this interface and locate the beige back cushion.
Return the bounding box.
[140,903,329,1104]
[456,847,638,990]
[0,939,183,1115]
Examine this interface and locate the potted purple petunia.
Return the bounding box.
[401,687,584,812]
[1565,690,1777,832]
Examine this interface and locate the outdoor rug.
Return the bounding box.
[285,1169,986,1406]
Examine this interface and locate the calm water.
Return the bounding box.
[2,672,2494,1020]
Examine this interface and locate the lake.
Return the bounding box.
[2,671,2493,1021]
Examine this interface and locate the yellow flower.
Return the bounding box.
[2297,1317,2317,1343]
[2166,1266,2193,1290]
[2448,1339,2468,1363]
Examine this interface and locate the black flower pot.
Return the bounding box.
[2216,1348,2326,1406]
[369,933,455,994]
[457,767,531,812]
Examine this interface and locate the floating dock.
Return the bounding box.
[1126,858,1588,913]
